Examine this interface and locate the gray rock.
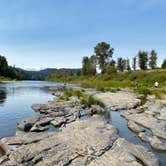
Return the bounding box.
[0,117,118,165]
[51,117,66,127]
[123,112,166,140]
[128,121,145,133]
[0,116,159,166]
[31,104,49,112]
[150,136,166,151]
[30,125,49,132]
[91,105,106,114]
[35,117,54,126]
[138,132,150,142]
[89,138,159,166]
[94,91,141,110]
[17,116,40,132]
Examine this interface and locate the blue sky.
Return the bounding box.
[0,0,165,69]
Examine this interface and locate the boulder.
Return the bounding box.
[17,116,40,132]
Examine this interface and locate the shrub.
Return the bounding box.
[80,95,105,108]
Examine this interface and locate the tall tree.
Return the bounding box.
[0,55,8,76]
[82,56,96,76]
[117,57,126,72]
[161,59,166,69]
[126,59,131,71]
[94,42,114,74]
[138,51,148,70]
[82,56,90,75]
[149,50,157,69]
[132,56,137,70]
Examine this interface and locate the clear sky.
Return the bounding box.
[0,0,165,70]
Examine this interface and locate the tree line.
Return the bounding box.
[0,55,20,79]
[80,42,166,76]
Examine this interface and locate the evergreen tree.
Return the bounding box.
[117,57,126,72]
[138,51,148,70]
[132,57,136,70]
[161,59,166,69]
[126,59,131,71]
[149,50,157,69]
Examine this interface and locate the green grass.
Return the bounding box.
[57,88,105,107]
[48,70,166,99]
[0,76,14,82]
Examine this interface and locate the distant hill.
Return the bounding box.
[15,68,80,80]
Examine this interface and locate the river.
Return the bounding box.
[0,81,63,138]
[0,81,165,165]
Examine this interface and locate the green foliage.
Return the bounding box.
[117,57,126,72]
[105,64,117,75]
[149,50,157,69]
[82,56,96,76]
[0,55,20,80]
[132,57,137,70]
[138,51,148,70]
[58,88,105,108]
[161,59,166,69]
[80,95,105,108]
[94,42,114,74]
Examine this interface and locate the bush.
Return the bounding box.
[80,95,105,108]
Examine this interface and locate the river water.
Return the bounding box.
[0,81,62,138]
[0,81,165,165]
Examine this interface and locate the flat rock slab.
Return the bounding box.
[0,116,118,165]
[0,116,159,166]
[94,91,141,110]
[128,120,145,133]
[123,112,166,139]
[89,138,159,166]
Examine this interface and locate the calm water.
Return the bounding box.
[0,81,62,138]
[108,111,166,166]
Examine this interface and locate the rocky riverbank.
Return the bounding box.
[121,95,166,152]
[0,86,163,165]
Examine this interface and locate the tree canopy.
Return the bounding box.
[94,42,114,74]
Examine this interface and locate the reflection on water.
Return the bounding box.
[0,81,59,139]
[0,88,7,105]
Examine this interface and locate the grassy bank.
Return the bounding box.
[47,70,166,99]
[0,76,17,83]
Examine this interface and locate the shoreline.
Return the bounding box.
[0,86,165,165]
